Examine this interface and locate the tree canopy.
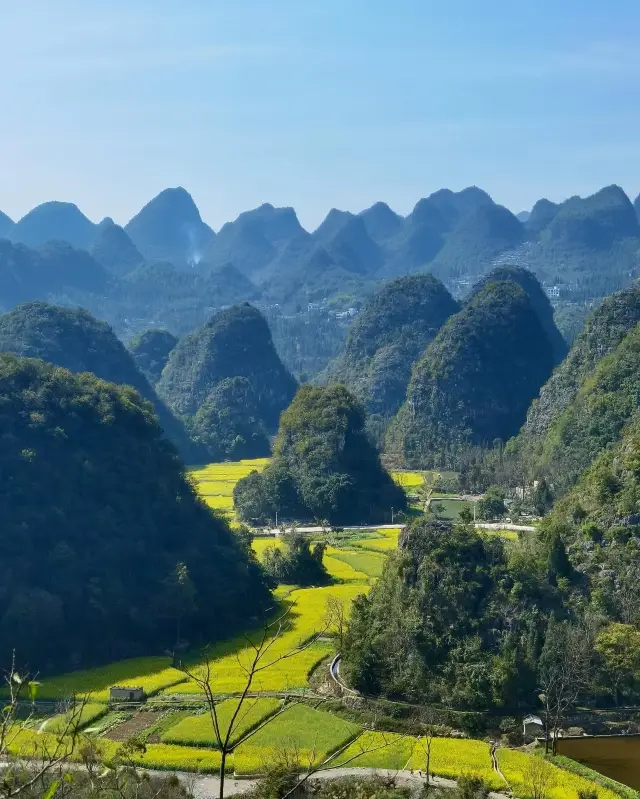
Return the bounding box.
[234,385,405,525]
[0,353,269,673]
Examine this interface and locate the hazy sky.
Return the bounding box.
[2,0,640,231]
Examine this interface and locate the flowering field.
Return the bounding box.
[328,550,386,578]
[497,749,620,799]
[190,458,270,518]
[36,656,185,702]
[333,731,416,770]
[233,705,360,775]
[163,584,368,696]
[409,737,502,789]
[354,527,402,553]
[161,698,281,748]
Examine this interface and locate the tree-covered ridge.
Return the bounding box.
[188,376,271,461]
[0,239,110,309]
[128,328,178,385]
[325,274,459,417]
[0,353,269,673]
[342,518,553,708]
[523,320,640,494]
[90,217,143,276]
[541,413,640,629]
[0,302,198,460]
[469,265,567,364]
[234,385,405,525]
[389,280,554,468]
[516,284,640,448]
[124,187,215,267]
[157,303,297,430]
[8,201,96,249]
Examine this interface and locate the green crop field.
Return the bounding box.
[354,527,401,553]
[161,698,281,748]
[45,702,108,733]
[328,550,386,578]
[233,704,360,774]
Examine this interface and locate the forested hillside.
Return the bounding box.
[128,328,178,384]
[514,284,640,467]
[157,304,297,445]
[325,274,459,417]
[0,353,269,673]
[389,280,554,468]
[0,302,198,460]
[234,385,405,525]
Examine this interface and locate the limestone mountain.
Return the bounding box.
[90,217,143,276]
[0,239,109,309]
[128,328,178,384]
[428,204,525,281]
[8,201,96,249]
[326,274,459,417]
[157,303,297,429]
[358,202,404,244]
[469,265,567,363]
[188,376,271,461]
[526,320,640,493]
[0,352,269,673]
[125,187,214,267]
[525,198,559,234]
[0,211,14,238]
[312,210,384,275]
[234,385,406,525]
[516,284,640,448]
[0,302,198,460]
[389,280,554,467]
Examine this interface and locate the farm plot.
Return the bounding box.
[45,702,108,733]
[233,704,360,775]
[161,698,281,748]
[190,458,270,518]
[328,550,386,579]
[354,528,401,553]
[408,737,501,789]
[497,749,620,799]
[333,731,416,770]
[37,656,185,702]
[164,584,368,696]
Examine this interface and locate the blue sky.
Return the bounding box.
[2,0,640,230]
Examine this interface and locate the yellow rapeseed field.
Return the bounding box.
[164,584,368,695]
[409,737,502,789]
[36,656,186,702]
[333,732,416,770]
[497,749,620,799]
[391,471,425,488]
[354,528,401,553]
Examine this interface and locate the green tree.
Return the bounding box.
[476,486,506,521]
[595,623,640,705]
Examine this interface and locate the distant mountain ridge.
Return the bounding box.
[2,182,640,326]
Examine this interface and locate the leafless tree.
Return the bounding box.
[180,603,407,799]
[1,653,89,799]
[538,623,591,754]
[416,709,438,791]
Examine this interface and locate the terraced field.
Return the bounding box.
[17,459,615,796]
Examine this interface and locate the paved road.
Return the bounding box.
[186,768,510,798]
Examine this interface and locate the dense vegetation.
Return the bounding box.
[0,302,198,460]
[0,354,269,673]
[469,265,567,364]
[389,280,554,468]
[262,532,329,586]
[128,328,178,384]
[90,217,143,276]
[188,376,271,460]
[513,284,640,481]
[157,303,297,431]
[234,385,405,525]
[325,275,459,417]
[342,517,555,708]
